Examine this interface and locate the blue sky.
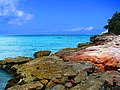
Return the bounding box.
[0,0,120,35]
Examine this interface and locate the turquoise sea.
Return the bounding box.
[0,35,92,89]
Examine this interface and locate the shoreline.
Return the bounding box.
[0,34,120,90]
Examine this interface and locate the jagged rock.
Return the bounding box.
[33,50,51,58]
[74,71,87,83]
[102,71,120,90]
[70,74,104,90]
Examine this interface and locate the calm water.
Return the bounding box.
[0,35,92,89]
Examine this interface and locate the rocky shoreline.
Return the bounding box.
[0,34,120,90]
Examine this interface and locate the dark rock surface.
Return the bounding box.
[102,71,120,90]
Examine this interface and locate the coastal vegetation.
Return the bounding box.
[104,12,120,35]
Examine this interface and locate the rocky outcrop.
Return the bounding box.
[4,56,100,90]
[33,50,51,58]
[0,34,120,90]
[0,56,32,73]
[64,35,120,72]
[90,34,114,45]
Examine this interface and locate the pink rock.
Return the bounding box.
[64,35,120,72]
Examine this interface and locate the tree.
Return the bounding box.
[104,12,120,35]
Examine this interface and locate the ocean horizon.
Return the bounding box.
[0,34,93,60]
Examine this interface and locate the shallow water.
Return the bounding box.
[0,69,12,90]
[0,35,92,89]
[0,35,92,60]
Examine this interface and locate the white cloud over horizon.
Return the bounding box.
[0,0,33,25]
[84,26,94,30]
[68,26,94,32]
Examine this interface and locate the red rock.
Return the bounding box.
[105,60,118,70]
[63,35,120,72]
[95,64,105,72]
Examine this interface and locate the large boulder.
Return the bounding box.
[33,50,51,58]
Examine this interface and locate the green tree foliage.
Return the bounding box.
[104,12,120,35]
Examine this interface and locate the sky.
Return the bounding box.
[0,0,120,35]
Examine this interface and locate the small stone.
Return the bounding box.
[34,50,51,58]
[51,84,66,90]
[2,65,6,69]
[46,81,55,88]
[64,82,73,88]
[40,79,48,85]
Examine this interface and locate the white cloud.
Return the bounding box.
[0,0,33,25]
[84,26,94,30]
[68,26,94,31]
[70,27,84,31]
